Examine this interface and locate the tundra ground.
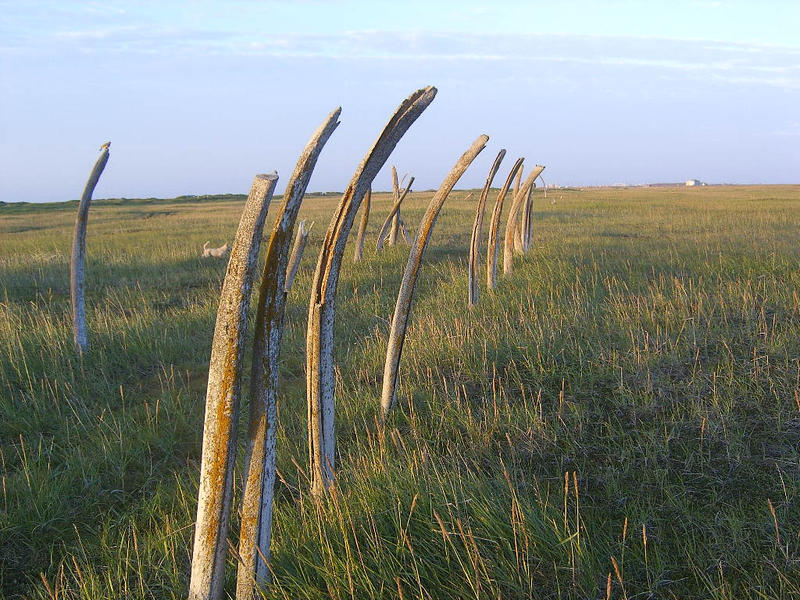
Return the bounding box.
[1,185,799,598]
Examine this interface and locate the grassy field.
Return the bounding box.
[1,184,799,599]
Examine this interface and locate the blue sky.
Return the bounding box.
[1,1,798,202]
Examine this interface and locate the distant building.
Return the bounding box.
[685,179,704,187]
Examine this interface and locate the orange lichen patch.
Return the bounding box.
[238,412,266,562]
[189,172,277,600]
[198,349,238,550]
[238,109,341,596]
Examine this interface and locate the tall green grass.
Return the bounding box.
[1,186,799,598]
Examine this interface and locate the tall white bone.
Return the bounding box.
[381,135,489,417]
[306,86,437,497]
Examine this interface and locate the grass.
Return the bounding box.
[1,184,799,599]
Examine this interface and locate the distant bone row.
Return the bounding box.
[67,86,546,600]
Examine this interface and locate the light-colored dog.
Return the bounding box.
[202,241,229,258]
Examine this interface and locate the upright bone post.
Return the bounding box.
[284,220,314,293]
[307,86,437,497]
[188,173,279,600]
[527,173,547,250]
[468,149,506,306]
[237,110,340,599]
[513,166,525,253]
[381,135,489,418]
[514,218,525,253]
[486,158,524,291]
[521,188,532,253]
[504,165,545,275]
[389,166,401,245]
[352,187,371,263]
[70,145,109,353]
[376,177,414,252]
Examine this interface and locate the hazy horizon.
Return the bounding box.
[2,0,798,203]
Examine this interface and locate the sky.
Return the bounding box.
[1,1,798,202]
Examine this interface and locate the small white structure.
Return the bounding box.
[685,179,703,187]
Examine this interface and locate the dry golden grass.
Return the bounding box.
[1,185,799,598]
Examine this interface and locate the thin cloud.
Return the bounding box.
[206,31,800,89]
[2,19,799,90]
[771,122,800,136]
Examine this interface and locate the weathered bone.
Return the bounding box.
[388,169,409,245]
[307,86,437,497]
[188,172,278,600]
[521,168,545,253]
[70,146,109,353]
[389,166,401,245]
[504,165,545,275]
[486,158,524,291]
[468,149,506,306]
[236,110,340,599]
[352,187,371,262]
[284,220,314,293]
[381,134,488,418]
[513,219,525,254]
[520,190,531,253]
[376,177,414,251]
[528,173,547,248]
[511,167,525,252]
[398,218,410,244]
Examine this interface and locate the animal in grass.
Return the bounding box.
[99,141,111,151]
[202,241,229,258]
